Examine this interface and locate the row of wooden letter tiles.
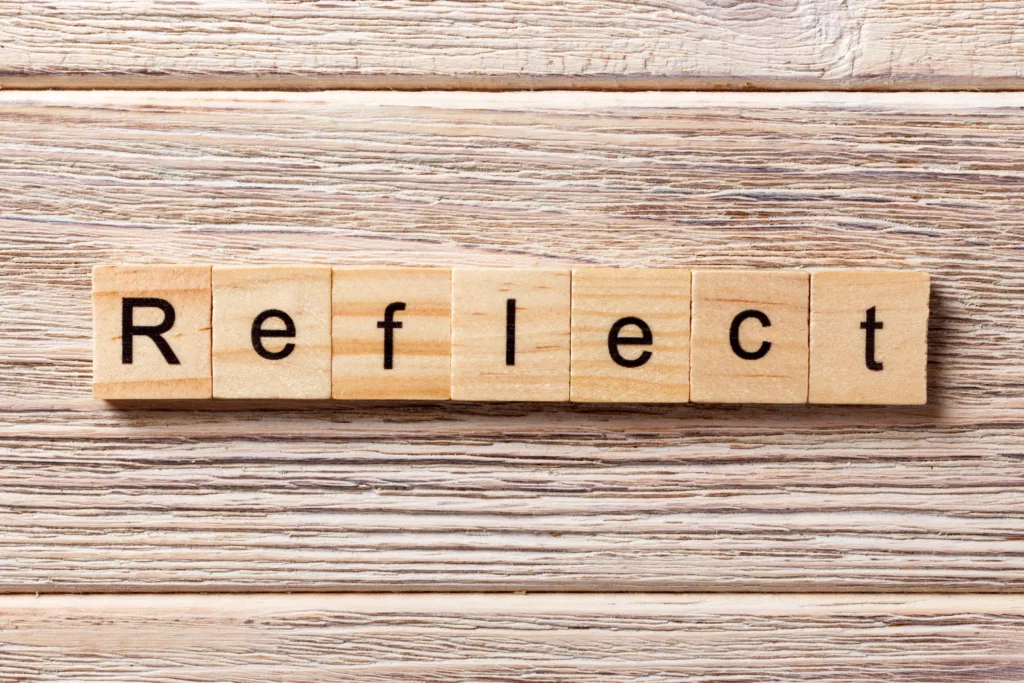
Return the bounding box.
[92,265,930,405]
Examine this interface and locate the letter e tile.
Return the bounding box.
[212,266,331,399]
[570,268,691,403]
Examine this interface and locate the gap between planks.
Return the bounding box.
[5,89,1024,108]
[9,74,1024,92]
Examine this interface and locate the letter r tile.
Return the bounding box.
[212,266,331,399]
[92,264,212,399]
[451,269,570,401]
[690,270,809,404]
[570,268,691,403]
[809,270,929,405]
[332,267,452,400]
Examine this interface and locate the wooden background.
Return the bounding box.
[1,5,1023,681]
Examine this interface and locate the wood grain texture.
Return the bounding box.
[810,270,930,405]
[332,267,452,400]
[212,266,332,399]
[690,270,809,404]
[451,268,571,402]
[570,268,691,403]
[0,91,1022,591]
[2,594,1023,681]
[92,264,212,399]
[2,1,1024,90]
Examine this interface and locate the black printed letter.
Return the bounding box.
[860,306,884,371]
[505,299,516,366]
[121,297,180,365]
[729,309,772,360]
[251,309,296,361]
[377,302,406,370]
[607,316,653,368]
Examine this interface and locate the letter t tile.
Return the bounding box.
[809,270,929,404]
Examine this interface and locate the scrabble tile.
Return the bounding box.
[809,270,929,405]
[451,268,570,401]
[690,270,809,403]
[92,264,212,399]
[570,268,691,403]
[212,266,331,399]
[332,267,452,400]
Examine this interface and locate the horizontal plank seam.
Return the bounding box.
[4,75,1024,92]
[4,589,1019,593]
[4,589,1024,596]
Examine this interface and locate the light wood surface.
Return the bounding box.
[690,270,809,404]
[2,594,1023,681]
[810,270,930,405]
[7,0,1024,668]
[212,266,332,399]
[451,269,572,402]
[333,267,452,400]
[3,1,1024,90]
[91,264,212,399]
[570,268,691,403]
[1,91,1022,591]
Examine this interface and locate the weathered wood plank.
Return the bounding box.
[2,594,1023,681]
[0,92,1021,591]
[1,1,1024,90]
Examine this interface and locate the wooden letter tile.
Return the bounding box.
[570,268,691,403]
[92,264,212,399]
[690,270,809,403]
[451,269,570,401]
[809,270,929,405]
[332,267,451,400]
[212,266,331,399]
